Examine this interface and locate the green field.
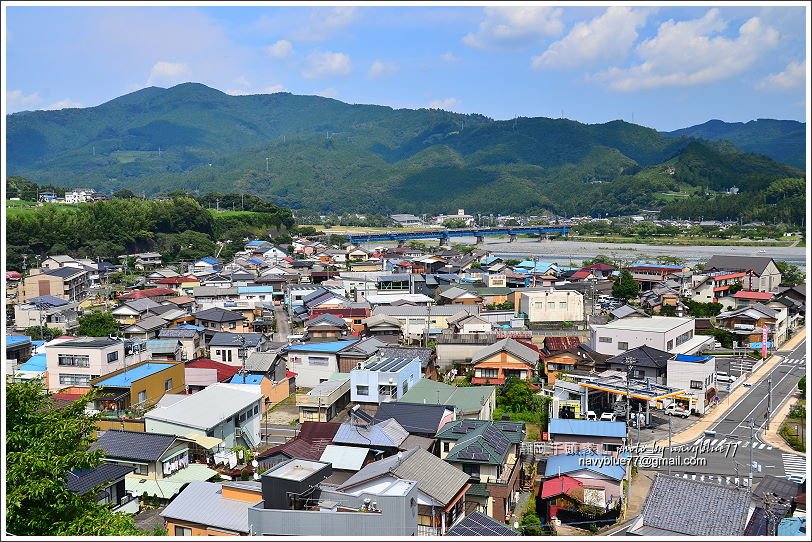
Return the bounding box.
[5,200,81,217]
[111,150,158,164]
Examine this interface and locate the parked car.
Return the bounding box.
[599,412,617,422]
[716,372,735,383]
[664,403,690,418]
[584,411,597,421]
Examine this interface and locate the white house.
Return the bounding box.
[590,316,713,356]
[350,356,422,404]
[46,337,149,391]
[518,289,584,324]
[144,383,263,450]
[666,354,717,415]
[64,188,99,204]
[285,340,358,388]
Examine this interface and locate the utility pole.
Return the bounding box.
[667,414,672,476]
[766,378,773,430]
[624,356,636,445]
[748,418,755,491]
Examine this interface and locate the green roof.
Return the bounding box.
[329,372,351,381]
[437,420,525,466]
[466,483,491,497]
[398,379,496,415]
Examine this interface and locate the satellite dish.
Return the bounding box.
[251,459,258,468]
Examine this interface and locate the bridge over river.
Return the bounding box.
[346,226,570,245]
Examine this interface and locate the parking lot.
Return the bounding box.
[715,355,761,378]
[634,409,700,446]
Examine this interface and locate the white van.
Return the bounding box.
[716,372,735,383]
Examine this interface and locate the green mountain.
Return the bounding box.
[664,118,806,169]
[6,83,804,216]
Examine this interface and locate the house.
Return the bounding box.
[194,307,248,333]
[65,188,101,203]
[162,480,263,536]
[122,314,170,340]
[605,345,671,384]
[41,254,80,270]
[379,345,437,380]
[547,419,626,456]
[370,402,456,439]
[390,213,423,227]
[91,429,218,502]
[207,332,266,366]
[666,354,717,415]
[318,444,373,478]
[447,312,493,334]
[256,422,341,469]
[439,286,484,305]
[372,304,480,342]
[297,376,351,423]
[689,270,749,303]
[539,450,625,525]
[542,343,610,385]
[332,418,409,451]
[184,358,241,393]
[284,340,360,388]
[517,289,584,325]
[247,458,419,536]
[45,337,149,392]
[145,383,264,450]
[733,289,776,308]
[111,298,163,325]
[66,463,138,514]
[715,303,788,349]
[13,296,80,333]
[436,420,526,522]
[590,316,713,356]
[335,337,388,373]
[306,313,349,341]
[703,255,782,293]
[90,361,186,417]
[361,314,403,344]
[628,473,751,535]
[21,266,90,302]
[154,275,201,294]
[350,356,422,404]
[118,287,177,303]
[336,447,471,535]
[399,379,496,420]
[626,263,689,291]
[158,326,204,360]
[243,350,293,407]
[192,256,222,274]
[470,338,540,385]
[446,511,519,536]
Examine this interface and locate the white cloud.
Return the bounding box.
[45,99,83,110]
[593,9,780,91]
[226,83,286,96]
[235,75,251,87]
[427,97,459,110]
[441,52,459,63]
[7,89,41,111]
[255,7,358,42]
[368,60,397,79]
[262,84,286,94]
[302,51,352,79]
[265,39,294,59]
[146,61,191,86]
[463,6,563,51]
[756,60,805,91]
[532,7,651,69]
[314,88,339,99]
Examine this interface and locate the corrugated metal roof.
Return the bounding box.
[94,362,175,388]
[549,418,626,438]
[144,383,261,430]
[229,373,265,385]
[333,419,408,448]
[319,445,369,471]
[160,481,255,533]
[543,450,625,480]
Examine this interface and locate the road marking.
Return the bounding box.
[782,453,807,478]
[757,443,766,450]
[710,439,719,446]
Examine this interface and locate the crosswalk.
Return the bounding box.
[673,472,751,487]
[692,437,773,450]
[782,453,807,481]
[782,357,806,365]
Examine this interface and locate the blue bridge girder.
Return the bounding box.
[346,226,570,244]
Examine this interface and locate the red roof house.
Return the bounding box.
[118,287,176,300]
[185,358,241,383]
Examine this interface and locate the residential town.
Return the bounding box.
[5,231,807,536]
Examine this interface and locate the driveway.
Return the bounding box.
[135,506,166,534]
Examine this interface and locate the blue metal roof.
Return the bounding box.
[94,363,175,388]
[777,517,806,536]
[246,240,267,247]
[6,335,31,347]
[229,373,265,385]
[629,262,683,269]
[18,353,46,372]
[286,340,358,354]
[247,258,264,265]
[674,354,713,363]
[549,418,627,438]
[544,450,626,480]
[176,324,205,332]
[238,286,277,294]
[199,256,220,265]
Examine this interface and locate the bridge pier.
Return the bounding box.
[539,232,548,242]
[475,235,485,245]
[397,239,405,248]
[509,234,517,243]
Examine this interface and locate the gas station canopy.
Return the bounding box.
[579,374,686,401]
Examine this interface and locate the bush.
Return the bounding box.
[240,468,251,481]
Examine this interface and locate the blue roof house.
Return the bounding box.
[548,419,627,456]
[285,340,360,388]
[544,449,626,481]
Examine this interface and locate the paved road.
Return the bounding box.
[641,340,806,486]
[273,303,290,342]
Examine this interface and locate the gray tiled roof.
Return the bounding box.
[704,255,775,275]
[160,481,252,533]
[244,352,280,372]
[470,338,539,366]
[90,430,177,462]
[207,332,262,347]
[158,328,199,339]
[632,474,750,536]
[373,402,451,435]
[66,463,135,495]
[194,307,245,322]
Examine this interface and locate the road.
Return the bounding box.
[273,303,290,342]
[641,340,807,486]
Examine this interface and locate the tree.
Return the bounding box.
[728,282,744,295]
[6,379,142,535]
[77,312,120,337]
[25,325,62,341]
[799,376,806,396]
[776,261,805,287]
[112,189,135,199]
[442,218,467,228]
[612,270,640,301]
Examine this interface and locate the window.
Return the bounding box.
[137,390,147,403]
[58,354,90,367]
[164,379,173,391]
[354,320,362,325]
[227,350,233,362]
[604,443,622,453]
[132,463,148,476]
[599,337,613,343]
[618,342,629,351]
[107,351,119,363]
[59,373,90,386]
[215,349,221,357]
[356,385,369,396]
[667,340,674,350]
[174,526,192,536]
[462,463,480,479]
[690,380,703,390]
[229,322,237,329]
[547,302,556,310]
[309,356,329,366]
[402,381,409,395]
[479,368,498,379]
[560,302,567,309]
[443,442,451,453]
[253,405,259,415]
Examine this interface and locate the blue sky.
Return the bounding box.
[4,3,808,131]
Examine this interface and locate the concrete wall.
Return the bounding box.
[666,357,716,414]
[350,360,422,403]
[286,352,340,388]
[47,343,126,391]
[519,290,584,323]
